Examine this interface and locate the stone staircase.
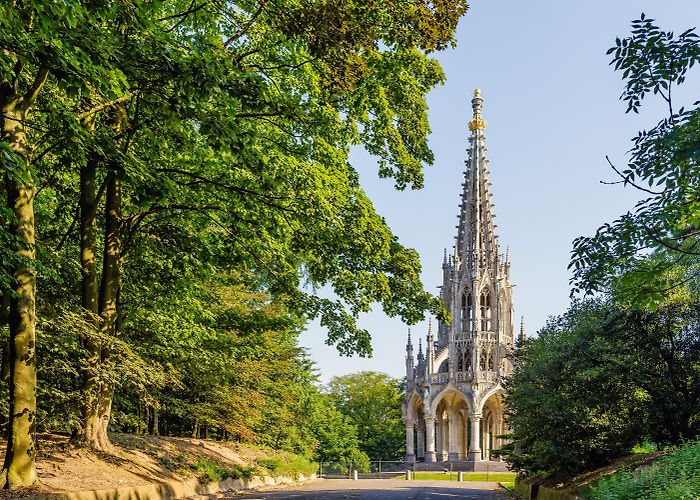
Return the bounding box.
[413,460,510,473]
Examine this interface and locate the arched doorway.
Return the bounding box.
[430,389,471,461]
[480,390,505,460]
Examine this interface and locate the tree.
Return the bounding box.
[570,14,700,308]
[505,295,700,476]
[326,371,405,460]
[505,300,651,476]
[0,0,470,481]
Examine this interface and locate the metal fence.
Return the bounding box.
[318,460,409,479]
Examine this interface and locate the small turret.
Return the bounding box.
[406,328,414,381]
[518,316,526,345]
[426,320,435,376]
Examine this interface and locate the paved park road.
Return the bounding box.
[207,478,509,499]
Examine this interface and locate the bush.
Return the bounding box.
[505,300,650,475]
[256,453,317,479]
[583,441,700,499]
[190,458,254,484]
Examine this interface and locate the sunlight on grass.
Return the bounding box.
[401,472,515,482]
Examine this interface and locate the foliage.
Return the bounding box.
[570,14,700,308]
[582,440,700,500]
[189,457,254,484]
[325,371,405,460]
[506,295,700,477]
[256,454,317,479]
[505,299,651,475]
[0,0,469,481]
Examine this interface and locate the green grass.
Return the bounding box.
[402,471,515,482]
[581,440,700,500]
[256,454,318,479]
[501,481,515,491]
[190,457,254,484]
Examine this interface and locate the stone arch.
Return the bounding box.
[405,391,424,422]
[479,387,506,460]
[429,386,473,416]
[477,384,504,414]
[434,345,449,368]
[430,386,472,461]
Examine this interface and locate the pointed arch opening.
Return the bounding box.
[460,292,473,334]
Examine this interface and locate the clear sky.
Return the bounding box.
[300,1,700,383]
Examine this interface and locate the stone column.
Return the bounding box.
[424,416,437,462]
[468,413,482,461]
[405,421,415,463]
[439,415,448,461]
[448,409,459,461]
[416,420,425,460]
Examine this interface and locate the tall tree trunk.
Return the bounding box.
[2,180,38,488]
[79,152,102,446]
[93,171,122,451]
[0,65,47,489]
[1,291,10,383]
[151,409,159,436]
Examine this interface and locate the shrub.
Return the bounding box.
[190,457,254,484]
[583,441,700,499]
[256,453,317,479]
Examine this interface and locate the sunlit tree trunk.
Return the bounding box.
[80,151,102,447]
[1,292,10,382]
[0,65,47,489]
[151,409,159,436]
[93,170,122,451]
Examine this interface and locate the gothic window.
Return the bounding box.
[488,351,495,371]
[486,294,492,331]
[480,292,493,331]
[461,293,473,333]
[479,350,487,371]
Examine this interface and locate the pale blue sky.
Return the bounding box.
[300,1,700,383]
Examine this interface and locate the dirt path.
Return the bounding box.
[199,478,508,499]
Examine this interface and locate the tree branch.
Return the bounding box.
[605,156,663,195]
[77,94,135,122]
[224,1,266,47]
[21,65,49,110]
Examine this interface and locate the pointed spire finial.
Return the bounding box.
[469,88,487,131]
[519,316,525,342]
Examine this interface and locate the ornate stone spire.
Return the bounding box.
[468,89,487,131]
[519,316,525,343]
[455,89,500,278]
[426,321,435,375]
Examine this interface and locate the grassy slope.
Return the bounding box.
[10,433,316,495]
[580,441,700,499]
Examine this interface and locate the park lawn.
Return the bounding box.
[405,472,515,482]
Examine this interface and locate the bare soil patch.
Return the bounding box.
[1,433,283,497]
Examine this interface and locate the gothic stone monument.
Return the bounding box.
[403,89,523,465]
